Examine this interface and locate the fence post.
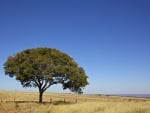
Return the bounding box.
[50,98,52,103]
[14,98,15,102]
[75,98,77,103]
[64,98,66,103]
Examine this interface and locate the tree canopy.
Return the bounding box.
[4,48,88,103]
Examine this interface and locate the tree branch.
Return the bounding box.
[41,80,49,91]
[34,77,40,88]
[43,82,52,92]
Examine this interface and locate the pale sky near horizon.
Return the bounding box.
[0,0,150,94]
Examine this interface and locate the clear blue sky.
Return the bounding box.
[0,0,150,94]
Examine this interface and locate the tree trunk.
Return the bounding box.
[39,90,43,103]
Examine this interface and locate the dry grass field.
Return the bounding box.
[0,91,150,113]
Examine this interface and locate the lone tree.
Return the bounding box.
[4,48,88,103]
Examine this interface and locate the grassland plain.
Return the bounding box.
[0,91,150,113]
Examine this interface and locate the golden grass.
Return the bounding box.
[0,91,150,113]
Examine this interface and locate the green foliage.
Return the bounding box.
[4,48,88,97]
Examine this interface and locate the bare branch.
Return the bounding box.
[43,82,52,92]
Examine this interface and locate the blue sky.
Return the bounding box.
[0,0,150,94]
